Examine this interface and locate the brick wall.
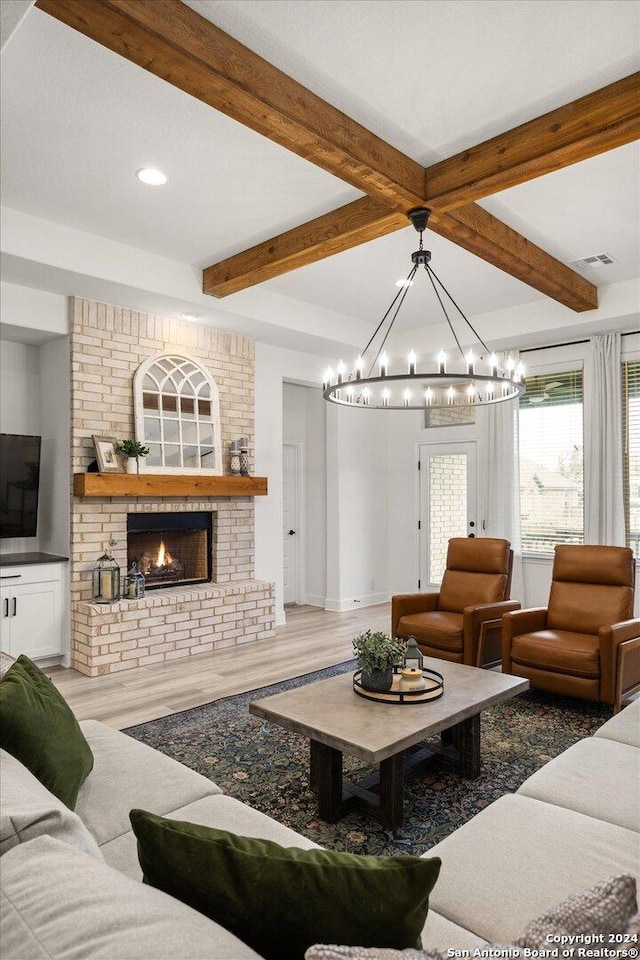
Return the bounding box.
[69,297,274,676]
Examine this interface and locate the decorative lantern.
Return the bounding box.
[123,561,145,600]
[92,550,120,603]
[404,636,424,673]
[239,436,249,476]
[229,441,242,476]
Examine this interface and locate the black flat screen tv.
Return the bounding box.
[0,434,42,539]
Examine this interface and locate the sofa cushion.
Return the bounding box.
[0,749,102,861]
[595,699,640,748]
[130,808,441,960]
[398,611,463,651]
[76,720,220,846]
[510,629,600,678]
[424,794,640,944]
[517,737,640,832]
[304,874,638,960]
[0,655,93,809]
[0,835,262,959]
[101,793,319,880]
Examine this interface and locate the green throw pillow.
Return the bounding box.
[0,655,93,810]
[130,809,441,960]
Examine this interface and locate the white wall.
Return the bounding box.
[324,403,389,611]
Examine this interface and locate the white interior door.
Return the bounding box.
[418,442,477,588]
[282,442,301,604]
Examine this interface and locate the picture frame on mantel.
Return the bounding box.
[92,435,122,473]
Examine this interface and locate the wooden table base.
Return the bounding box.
[310,713,481,829]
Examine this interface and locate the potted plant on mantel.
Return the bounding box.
[115,439,150,475]
[352,630,406,693]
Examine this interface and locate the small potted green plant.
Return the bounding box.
[116,439,150,475]
[352,630,406,692]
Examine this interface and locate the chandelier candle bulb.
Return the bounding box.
[346,386,354,402]
[355,356,364,376]
[489,353,498,375]
[466,350,475,375]
[506,356,515,375]
[362,387,370,404]
[437,349,446,374]
[515,361,525,382]
[379,352,388,377]
[408,351,416,375]
[447,386,455,405]
[382,388,390,407]
[403,388,411,406]
[425,387,433,406]
[337,361,345,384]
[467,383,476,402]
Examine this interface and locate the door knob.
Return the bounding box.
[288,529,296,536]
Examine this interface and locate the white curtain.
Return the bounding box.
[585,333,625,545]
[479,350,524,601]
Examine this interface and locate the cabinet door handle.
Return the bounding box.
[0,574,21,580]
[3,598,8,618]
[12,598,17,617]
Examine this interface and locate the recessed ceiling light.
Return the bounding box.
[180,312,203,321]
[136,167,167,186]
[395,278,414,288]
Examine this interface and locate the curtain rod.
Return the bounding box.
[520,330,637,356]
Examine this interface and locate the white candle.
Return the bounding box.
[447,386,455,405]
[382,388,390,407]
[362,387,370,405]
[467,383,476,402]
[100,569,113,600]
[379,352,388,377]
[424,388,433,406]
[438,349,446,374]
[337,361,345,384]
[489,353,498,375]
[355,356,364,377]
[408,350,416,375]
[466,350,475,375]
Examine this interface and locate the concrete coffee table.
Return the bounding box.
[250,658,528,829]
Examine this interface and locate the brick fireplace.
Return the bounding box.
[69,297,274,677]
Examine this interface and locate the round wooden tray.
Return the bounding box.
[353,667,445,704]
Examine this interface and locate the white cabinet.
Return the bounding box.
[0,560,65,660]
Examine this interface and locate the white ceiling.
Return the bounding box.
[0,0,638,355]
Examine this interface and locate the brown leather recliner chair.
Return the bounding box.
[392,538,519,667]
[502,544,640,713]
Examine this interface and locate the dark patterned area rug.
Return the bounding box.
[124,661,611,858]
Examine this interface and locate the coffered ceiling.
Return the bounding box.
[1,0,638,356]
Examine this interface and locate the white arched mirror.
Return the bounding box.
[133,353,222,474]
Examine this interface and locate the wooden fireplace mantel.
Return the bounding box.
[73,473,268,498]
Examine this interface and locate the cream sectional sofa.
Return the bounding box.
[1,700,639,959]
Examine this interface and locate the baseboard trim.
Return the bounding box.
[324,592,391,613]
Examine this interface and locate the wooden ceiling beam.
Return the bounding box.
[203,197,409,298]
[34,0,425,209]
[425,73,640,210]
[204,196,597,311]
[431,205,598,311]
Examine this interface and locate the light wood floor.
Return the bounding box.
[45,603,390,730]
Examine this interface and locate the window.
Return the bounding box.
[133,353,222,474]
[622,359,640,559]
[519,369,584,553]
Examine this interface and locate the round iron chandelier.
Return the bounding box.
[322,208,525,410]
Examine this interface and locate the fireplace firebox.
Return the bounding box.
[127,512,213,590]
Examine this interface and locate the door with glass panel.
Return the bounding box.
[418,442,477,588]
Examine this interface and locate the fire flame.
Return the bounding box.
[156,540,173,568]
